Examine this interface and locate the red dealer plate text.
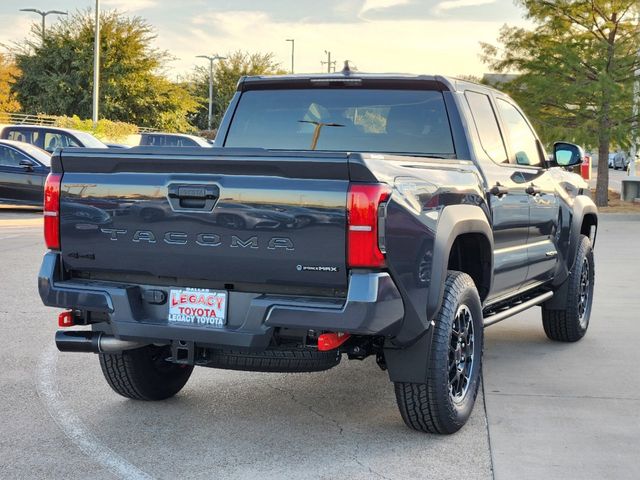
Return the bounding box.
[168,288,227,327]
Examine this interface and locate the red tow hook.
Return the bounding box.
[58,310,75,328]
[317,332,351,351]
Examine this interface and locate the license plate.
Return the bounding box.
[168,288,227,327]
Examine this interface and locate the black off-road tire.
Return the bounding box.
[394,271,483,434]
[206,349,341,373]
[99,345,193,400]
[542,234,594,342]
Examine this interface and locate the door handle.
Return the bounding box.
[526,184,542,196]
[489,184,509,197]
[167,184,219,211]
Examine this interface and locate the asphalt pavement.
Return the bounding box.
[483,216,640,479]
[0,210,638,479]
[589,165,629,192]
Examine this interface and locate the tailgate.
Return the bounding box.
[57,148,350,291]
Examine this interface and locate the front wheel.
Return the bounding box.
[542,234,594,342]
[394,271,483,434]
[99,345,193,400]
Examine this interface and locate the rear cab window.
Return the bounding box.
[225,88,456,157]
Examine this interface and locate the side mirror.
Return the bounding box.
[19,159,35,171]
[553,142,584,167]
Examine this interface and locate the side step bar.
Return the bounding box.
[483,291,553,327]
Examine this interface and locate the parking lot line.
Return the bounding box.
[0,218,42,228]
[37,345,155,480]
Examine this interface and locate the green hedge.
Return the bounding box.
[54,115,138,141]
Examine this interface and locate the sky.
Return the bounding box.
[0,0,529,78]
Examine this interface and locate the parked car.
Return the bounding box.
[42,72,597,435]
[139,132,213,148]
[104,142,131,149]
[0,125,108,153]
[608,153,615,168]
[613,151,629,170]
[0,139,51,206]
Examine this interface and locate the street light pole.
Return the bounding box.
[19,8,67,42]
[321,50,336,73]
[92,0,100,127]
[286,39,295,74]
[196,55,226,131]
[629,12,640,178]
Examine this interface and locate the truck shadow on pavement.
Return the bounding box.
[53,354,493,479]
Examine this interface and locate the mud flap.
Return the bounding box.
[383,329,434,384]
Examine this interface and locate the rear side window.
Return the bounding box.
[225,89,455,157]
[7,130,25,142]
[7,129,40,146]
[495,99,542,167]
[465,91,508,164]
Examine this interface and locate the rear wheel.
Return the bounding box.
[99,345,193,400]
[394,271,483,434]
[542,234,594,342]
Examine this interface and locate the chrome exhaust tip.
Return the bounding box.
[55,331,146,353]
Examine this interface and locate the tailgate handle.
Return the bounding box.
[168,184,219,211]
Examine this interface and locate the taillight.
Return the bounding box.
[347,183,391,268]
[44,173,62,250]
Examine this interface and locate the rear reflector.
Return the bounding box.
[317,332,351,351]
[44,173,62,250]
[58,310,74,327]
[347,184,391,268]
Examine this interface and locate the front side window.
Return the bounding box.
[495,99,541,167]
[0,146,28,167]
[225,89,455,157]
[44,133,80,152]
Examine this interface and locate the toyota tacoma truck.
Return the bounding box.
[39,70,597,434]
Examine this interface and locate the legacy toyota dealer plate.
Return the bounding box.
[168,288,227,327]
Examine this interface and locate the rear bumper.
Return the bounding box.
[39,252,405,349]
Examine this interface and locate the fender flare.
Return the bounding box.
[568,195,598,268]
[545,195,597,309]
[427,204,494,322]
[385,204,493,384]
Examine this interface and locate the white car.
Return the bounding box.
[613,151,629,170]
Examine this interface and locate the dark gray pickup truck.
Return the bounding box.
[39,71,597,434]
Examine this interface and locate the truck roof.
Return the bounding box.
[238,71,502,96]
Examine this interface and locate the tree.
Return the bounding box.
[482,1,640,207]
[0,53,20,113]
[12,9,197,132]
[187,51,286,131]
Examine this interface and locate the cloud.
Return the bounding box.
[158,7,528,80]
[0,15,35,50]
[102,0,157,12]
[433,0,497,15]
[360,0,412,14]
